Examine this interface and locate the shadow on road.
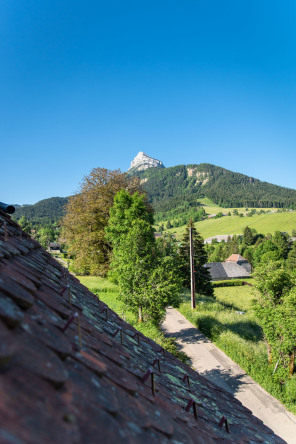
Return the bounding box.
[164,326,211,344]
[200,367,250,396]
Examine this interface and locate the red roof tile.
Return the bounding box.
[225,254,247,262]
[0,209,284,443]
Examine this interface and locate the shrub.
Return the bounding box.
[213,280,246,288]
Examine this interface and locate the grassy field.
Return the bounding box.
[166,211,296,240]
[195,197,271,215]
[77,276,189,363]
[178,284,296,414]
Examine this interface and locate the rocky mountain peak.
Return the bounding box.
[128,152,165,172]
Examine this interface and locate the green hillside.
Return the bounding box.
[167,211,296,240]
[194,197,274,215]
[137,163,296,216]
[14,197,68,223]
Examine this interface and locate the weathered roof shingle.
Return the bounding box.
[0,210,282,443]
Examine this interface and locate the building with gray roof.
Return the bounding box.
[205,262,251,281]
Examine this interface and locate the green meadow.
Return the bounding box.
[167,210,296,239]
[196,197,273,215]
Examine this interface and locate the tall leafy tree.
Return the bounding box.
[106,190,182,323]
[273,231,291,259]
[179,219,214,297]
[18,216,32,234]
[254,262,296,378]
[61,168,140,275]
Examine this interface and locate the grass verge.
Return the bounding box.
[178,286,296,414]
[78,276,189,364]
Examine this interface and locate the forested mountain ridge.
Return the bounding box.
[14,197,68,223]
[134,163,296,212]
[12,162,296,224]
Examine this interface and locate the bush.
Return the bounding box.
[213,280,246,288]
[285,377,296,402]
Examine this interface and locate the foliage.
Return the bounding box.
[287,242,296,270]
[14,197,68,224]
[37,227,57,249]
[253,262,296,380]
[18,216,32,234]
[212,279,247,288]
[61,168,141,276]
[243,226,254,246]
[272,231,291,259]
[106,190,182,323]
[252,239,279,265]
[179,219,213,296]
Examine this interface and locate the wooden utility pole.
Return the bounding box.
[189,223,196,309]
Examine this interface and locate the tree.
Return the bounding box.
[179,219,214,297]
[253,239,279,265]
[166,220,172,229]
[37,227,55,249]
[226,235,239,256]
[243,226,254,246]
[273,231,291,259]
[106,190,182,323]
[287,242,296,271]
[254,262,296,379]
[18,216,32,234]
[61,168,141,275]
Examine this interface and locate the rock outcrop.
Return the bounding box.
[128,151,164,172]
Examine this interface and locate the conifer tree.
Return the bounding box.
[243,226,254,246]
[179,219,214,297]
[287,242,296,270]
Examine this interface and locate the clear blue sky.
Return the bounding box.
[1,0,296,204]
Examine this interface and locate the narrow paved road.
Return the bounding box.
[162,307,296,444]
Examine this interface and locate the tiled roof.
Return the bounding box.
[0,210,283,443]
[225,254,247,262]
[205,262,251,280]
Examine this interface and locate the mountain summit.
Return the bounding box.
[128,151,165,172]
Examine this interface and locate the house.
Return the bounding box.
[205,262,251,281]
[49,242,61,251]
[225,254,252,273]
[0,208,282,443]
[204,234,242,244]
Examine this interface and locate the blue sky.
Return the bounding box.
[1,1,296,204]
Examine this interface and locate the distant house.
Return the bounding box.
[204,234,242,244]
[49,242,61,251]
[205,262,251,281]
[154,232,162,239]
[225,254,252,273]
